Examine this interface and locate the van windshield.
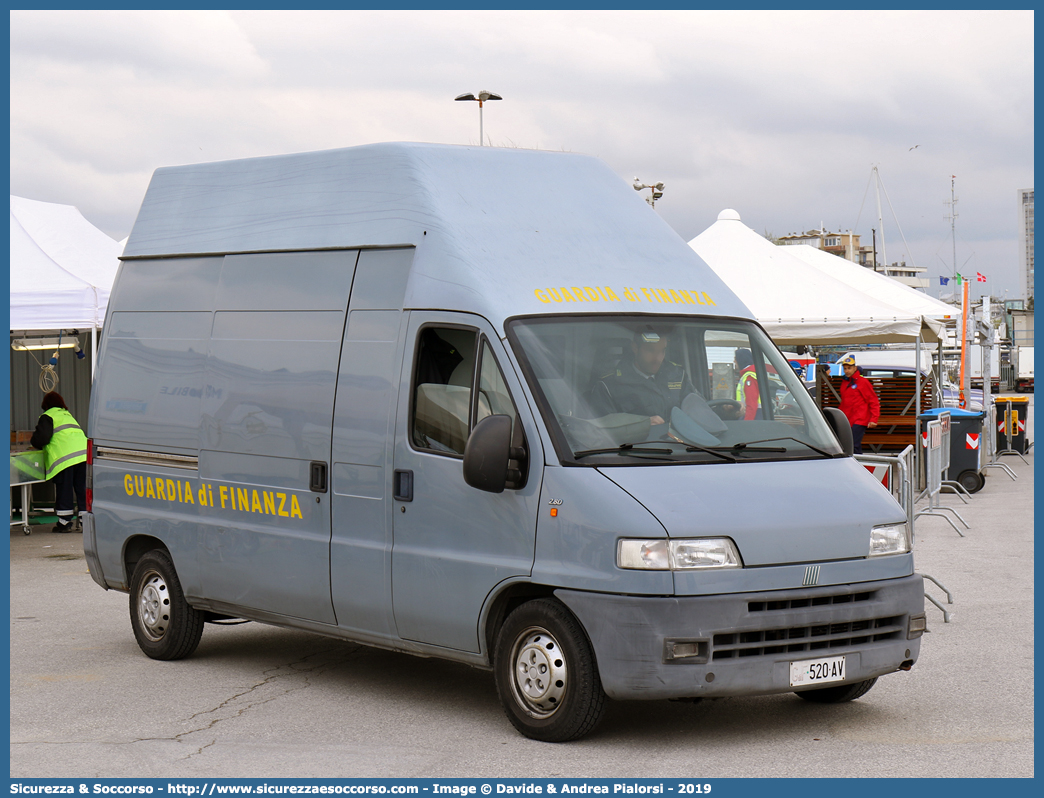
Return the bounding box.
[507,316,843,464]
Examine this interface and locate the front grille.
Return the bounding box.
[748,591,874,612]
[712,615,904,660]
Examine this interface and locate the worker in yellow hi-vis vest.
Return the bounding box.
[30,391,88,533]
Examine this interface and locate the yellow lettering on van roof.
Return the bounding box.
[532,286,714,306]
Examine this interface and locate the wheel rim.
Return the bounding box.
[509,625,567,718]
[137,569,171,642]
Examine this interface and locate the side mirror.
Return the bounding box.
[463,415,512,493]
[823,407,854,457]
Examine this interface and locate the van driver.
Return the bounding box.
[588,328,694,426]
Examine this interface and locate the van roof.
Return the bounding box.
[124,142,750,329]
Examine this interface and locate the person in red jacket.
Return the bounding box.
[838,355,880,454]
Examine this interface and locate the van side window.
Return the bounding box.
[411,327,478,455]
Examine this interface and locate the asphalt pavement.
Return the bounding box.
[9,396,1034,778]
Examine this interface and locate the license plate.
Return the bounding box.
[790,655,846,687]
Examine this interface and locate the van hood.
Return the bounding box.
[598,457,905,566]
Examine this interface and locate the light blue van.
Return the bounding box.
[84,142,925,742]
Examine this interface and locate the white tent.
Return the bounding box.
[10,195,122,332]
[784,243,957,321]
[688,209,945,346]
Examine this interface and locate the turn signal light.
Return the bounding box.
[908,613,927,638]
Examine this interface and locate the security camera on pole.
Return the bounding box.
[455,90,502,146]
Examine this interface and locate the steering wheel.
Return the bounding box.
[707,399,742,420]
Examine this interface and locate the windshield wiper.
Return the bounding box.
[731,436,836,457]
[682,443,738,462]
[573,443,675,460]
[727,442,787,453]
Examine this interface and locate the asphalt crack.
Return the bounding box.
[172,643,368,759]
[9,642,371,758]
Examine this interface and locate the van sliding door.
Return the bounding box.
[198,250,358,624]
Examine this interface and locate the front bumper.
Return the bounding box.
[555,574,924,700]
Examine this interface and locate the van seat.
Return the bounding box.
[416,384,470,452]
[414,384,492,453]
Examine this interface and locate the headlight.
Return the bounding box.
[617,538,742,570]
[869,523,910,556]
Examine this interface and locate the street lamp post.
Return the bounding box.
[455,90,502,146]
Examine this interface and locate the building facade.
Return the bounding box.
[1017,188,1034,302]
[778,228,866,261]
[777,225,929,289]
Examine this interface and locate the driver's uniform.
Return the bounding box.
[589,360,694,421]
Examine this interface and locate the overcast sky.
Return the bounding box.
[10,9,1034,302]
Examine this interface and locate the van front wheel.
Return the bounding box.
[129,550,204,661]
[494,599,607,742]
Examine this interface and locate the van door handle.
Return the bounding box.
[309,461,328,493]
[393,469,413,502]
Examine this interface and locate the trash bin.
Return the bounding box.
[919,408,987,493]
[994,396,1031,455]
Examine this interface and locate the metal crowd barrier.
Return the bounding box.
[1000,362,1015,392]
[856,445,955,624]
[914,418,968,536]
[936,411,971,503]
[926,415,958,623]
[922,574,955,623]
[982,402,1019,480]
[856,445,915,529]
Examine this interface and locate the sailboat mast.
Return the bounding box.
[948,175,959,290]
[873,166,887,269]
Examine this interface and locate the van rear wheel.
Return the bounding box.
[129,550,204,660]
[494,599,606,742]
[795,677,877,704]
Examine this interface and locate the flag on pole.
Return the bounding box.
[977,272,987,282]
[955,273,963,284]
[939,276,950,285]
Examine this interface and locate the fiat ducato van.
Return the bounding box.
[84,142,925,741]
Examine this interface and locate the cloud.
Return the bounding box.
[11,10,267,82]
[9,9,1034,300]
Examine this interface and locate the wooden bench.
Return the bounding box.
[817,372,933,453]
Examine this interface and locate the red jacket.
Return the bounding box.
[839,370,880,427]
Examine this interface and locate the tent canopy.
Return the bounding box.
[689,210,944,346]
[10,195,122,332]
[784,243,957,321]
